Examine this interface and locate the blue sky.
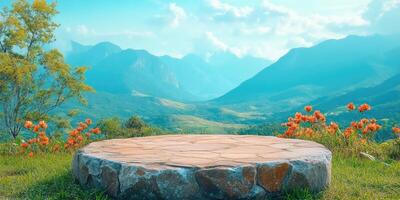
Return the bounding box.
[2,0,400,60]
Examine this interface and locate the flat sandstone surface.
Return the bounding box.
[73,135,332,199]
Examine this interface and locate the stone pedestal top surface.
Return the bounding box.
[73,135,332,199]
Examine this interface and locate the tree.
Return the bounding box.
[0,0,92,138]
[125,116,146,130]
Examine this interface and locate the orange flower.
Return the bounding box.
[295,112,302,120]
[358,103,371,112]
[69,130,79,137]
[362,128,368,135]
[314,110,326,122]
[21,143,29,148]
[307,116,317,123]
[392,127,400,134]
[77,135,83,141]
[38,132,46,137]
[39,121,48,129]
[347,103,355,111]
[67,138,75,145]
[360,118,369,124]
[28,152,34,157]
[76,126,84,132]
[91,128,101,134]
[304,105,312,112]
[79,122,88,130]
[28,138,37,144]
[328,122,339,134]
[351,121,357,128]
[343,127,353,138]
[85,132,91,138]
[367,123,381,132]
[24,121,33,129]
[33,125,40,133]
[304,128,314,137]
[85,118,92,125]
[357,122,364,130]
[360,138,367,145]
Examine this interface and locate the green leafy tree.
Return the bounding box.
[125,116,147,130]
[0,0,92,138]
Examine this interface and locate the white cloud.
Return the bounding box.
[205,31,247,57]
[206,31,228,50]
[208,0,253,19]
[382,0,400,15]
[169,3,187,28]
[363,0,400,34]
[76,25,91,35]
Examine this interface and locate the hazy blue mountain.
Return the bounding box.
[67,41,122,67]
[67,41,271,101]
[309,73,400,117]
[215,35,400,110]
[207,52,271,84]
[86,49,198,101]
[161,52,271,100]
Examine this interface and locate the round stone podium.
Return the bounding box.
[72,135,331,199]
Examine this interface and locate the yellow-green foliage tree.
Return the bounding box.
[0,0,92,138]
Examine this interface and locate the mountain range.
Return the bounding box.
[63,34,400,135]
[66,42,271,101]
[216,35,400,112]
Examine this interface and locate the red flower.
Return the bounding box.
[347,103,355,111]
[304,105,312,112]
[21,143,29,148]
[28,152,34,157]
[358,103,371,113]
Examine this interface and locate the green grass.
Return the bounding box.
[1,152,399,200]
[0,153,109,200]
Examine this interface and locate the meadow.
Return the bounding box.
[1,103,399,200]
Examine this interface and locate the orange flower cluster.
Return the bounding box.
[22,118,102,156]
[279,103,382,145]
[348,118,382,139]
[280,106,327,138]
[21,120,50,156]
[64,119,101,150]
[358,103,371,113]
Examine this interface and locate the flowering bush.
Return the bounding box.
[276,103,398,157]
[64,119,101,150]
[20,119,101,157]
[279,103,381,143]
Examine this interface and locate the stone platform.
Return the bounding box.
[72,135,331,200]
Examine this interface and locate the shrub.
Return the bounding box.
[125,116,147,130]
[18,119,102,157]
[277,103,399,159]
[98,116,162,139]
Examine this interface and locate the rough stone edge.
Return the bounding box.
[72,145,332,199]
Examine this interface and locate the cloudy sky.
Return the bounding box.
[3,0,400,60]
